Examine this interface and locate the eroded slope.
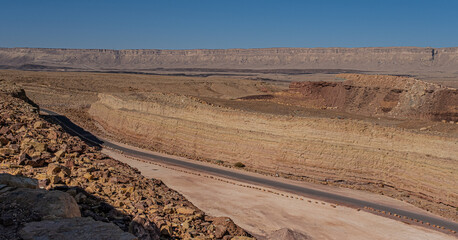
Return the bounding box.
[270,74,458,121]
[88,90,458,221]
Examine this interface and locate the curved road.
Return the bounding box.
[41,108,458,233]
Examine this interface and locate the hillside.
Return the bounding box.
[0,81,253,240]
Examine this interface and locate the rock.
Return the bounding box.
[0,173,38,189]
[176,207,195,215]
[83,172,94,180]
[19,217,136,240]
[0,188,81,219]
[24,155,46,167]
[17,152,29,165]
[231,237,256,240]
[74,192,87,204]
[129,215,161,240]
[49,175,62,184]
[47,163,62,176]
[215,225,228,239]
[0,136,9,146]
[0,126,9,135]
[0,147,14,156]
[54,149,65,159]
[208,217,249,238]
[33,121,45,129]
[29,141,47,152]
[47,130,58,140]
[266,228,311,240]
[160,224,172,236]
[163,204,175,214]
[182,221,190,230]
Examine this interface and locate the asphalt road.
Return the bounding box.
[41,108,458,233]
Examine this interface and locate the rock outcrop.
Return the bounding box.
[0,174,136,240]
[89,89,458,221]
[280,74,458,121]
[19,217,136,240]
[0,47,457,73]
[0,83,253,239]
[266,228,311,240]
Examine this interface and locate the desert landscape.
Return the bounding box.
[3,1,458,239]
[0,45,457,239]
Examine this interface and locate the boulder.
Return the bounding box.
[0,173,38,189]
[176,207,195,215]
[19,217,136,240]
[0,188,81,219]
[266,228,311,240]
[33,121,45,129]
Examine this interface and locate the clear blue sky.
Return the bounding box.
[1,0,457,49]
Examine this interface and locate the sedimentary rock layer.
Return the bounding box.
[277,74,458,121]
[1,47,458,72]
[89,92,458,220]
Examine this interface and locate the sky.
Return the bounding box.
[0,0,457,49]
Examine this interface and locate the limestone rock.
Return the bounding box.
[19,217,136,240]
[0,173,38,189]
[176,207,195,215]
[0,188,81,219]
[266,228,311,240]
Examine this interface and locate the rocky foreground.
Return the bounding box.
[0,81,253,239]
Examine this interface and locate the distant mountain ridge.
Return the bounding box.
[0,47,457,73]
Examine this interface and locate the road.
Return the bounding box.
[40,108,458,233]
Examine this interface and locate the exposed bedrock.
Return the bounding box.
[89,92,458,220]
[283,74,458,121]
[1,47,458,72]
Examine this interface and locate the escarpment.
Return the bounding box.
[88,90,458,221]
[1,47,458,73]
[0,83,253,240]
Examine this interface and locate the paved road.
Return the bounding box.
[41,108,458,233]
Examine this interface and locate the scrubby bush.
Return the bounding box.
[234,162,245,168]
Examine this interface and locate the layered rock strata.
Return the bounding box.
[89,91,458,221]
[1,47,457,72]
[277,74,458,121]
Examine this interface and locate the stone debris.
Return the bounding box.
[0,84,254,239]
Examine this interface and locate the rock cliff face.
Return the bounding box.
[281,74,458,121]
[1,47,458,72]
[88,91,458,221]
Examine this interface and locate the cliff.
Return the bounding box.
[88,91,458,221]
[1,47,458,73]
[281,74,458,121]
